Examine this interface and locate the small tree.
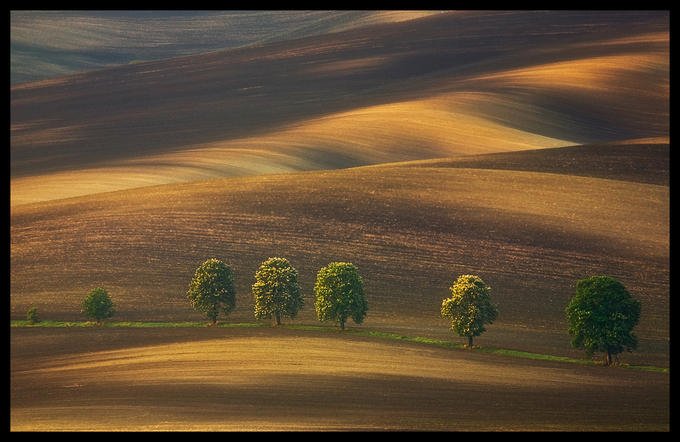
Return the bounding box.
[314,262,368,330]
[565,275,641,366]
[27,306,40,324]
[82,287,114,325]
[441,274,497,348]
[252,257,303,326]
[187,258,236,325]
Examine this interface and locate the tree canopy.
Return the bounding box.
[252,257,303,326]
[187,258,236,325]
[565,275,640,366]
[26,306,39,324]
[82,287,115,324]
[314,262,367,330]
[441,274,497,348]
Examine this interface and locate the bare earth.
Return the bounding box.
[10,10,669,431]
[10,327,669,431]
[10,143,669,369]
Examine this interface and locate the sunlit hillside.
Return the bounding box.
[11,327,669,430]
[10,11,669,432]
[11,91,576,205]
[10,11,668,205]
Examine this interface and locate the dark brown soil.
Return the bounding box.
[10,144,669,368]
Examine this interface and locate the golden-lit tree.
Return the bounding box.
[252,257,303,326]
[441,274,498,348]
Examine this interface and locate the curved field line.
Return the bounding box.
[10,320,668,373]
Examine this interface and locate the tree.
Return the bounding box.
[565,275,641,366]
[27,306,40,324]
[252,257,303,326]
[314,262,368,330]
[441,274,497,348]
[82,287,114,325]
[187,258,236,325]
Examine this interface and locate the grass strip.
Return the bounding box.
[478,348,594,365]
[108,321,265,329]
[10,320,264,329]
[11,320,90,328]
[287,327,668,372]
[11,320,667,373]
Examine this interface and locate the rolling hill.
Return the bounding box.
[10,11,670,431]
[10,141,669,367]
[10,10,669,365]
[10,11,668,205]
[392,139,669,185]
[10,10,441,85]
[10,327,669,431]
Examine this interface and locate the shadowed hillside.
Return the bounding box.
[392,139,669,185]
[11,11,668,205]
[11,10,441,84]
[10,143,669,367]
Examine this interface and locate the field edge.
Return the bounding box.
[10,320,668,373]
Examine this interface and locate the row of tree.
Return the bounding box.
[440,274,641,366]
[46,259,640,367]
[187,257,368,330]
[188,258,641,365]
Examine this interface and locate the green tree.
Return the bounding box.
[441,274,497,348]
[82,287,115,325]
[187,258,236,325]
[252,257,303,326]
[565,275,641,366]
[314,262,367,330]
[26,306,40,324]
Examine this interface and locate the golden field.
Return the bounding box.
[11,327,669,431]
[10,11,669,431]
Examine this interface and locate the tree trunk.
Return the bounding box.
[340,319,345,331]
[604,350,612,366]
[467,336,473,348]
[274,311,281,326]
